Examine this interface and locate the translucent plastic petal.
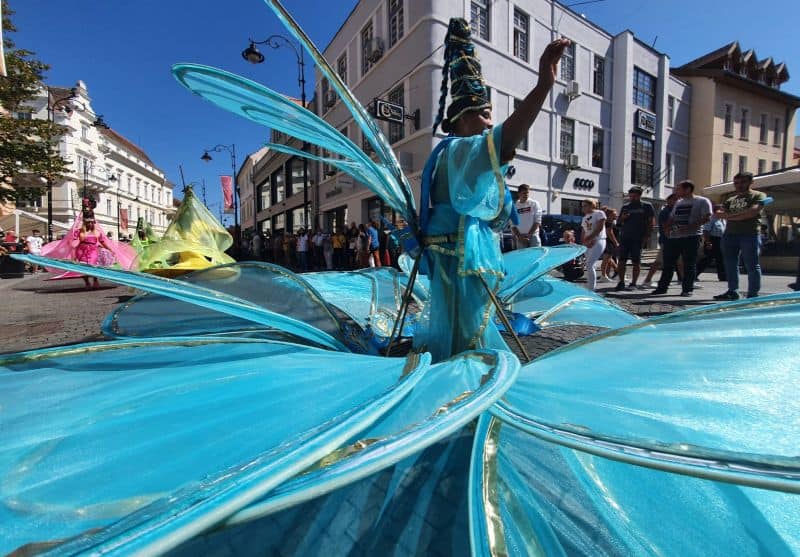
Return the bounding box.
[16,255,348,352]
[499,245,586,301]
[0,339,429,554]
[492,294,800,491]
[103,262,346,345]
[533,295,640,329]
[223,349,519,526]
[470,416,800,556]
[262,0,417,229]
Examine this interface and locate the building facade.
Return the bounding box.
[237,146,269,240]
[673,42,800,188]
[17,81,174,240]
[303,0,690,227]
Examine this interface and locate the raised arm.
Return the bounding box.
[500,39,571,162]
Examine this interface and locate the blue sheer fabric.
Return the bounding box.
[415,125,515,362]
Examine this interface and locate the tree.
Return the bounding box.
[0,0,69,204]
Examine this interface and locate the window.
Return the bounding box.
[81,124,89,140]
[739,108,749,140]
[388,85,405,144]
[361,21,374,76]
[591,127,604,168]
[723,104,733,136]
[773,117,781,147]
[470,0,490,40]
[337,53,347,84]
[722,153,732,182]
[127,176,132,194]
[513,8,529,62]
[106,199,111,215]
[632,68,656,111]
[772,161,780,171]
[667,96,675,127]
[759,113,768,143]
[272,169,284,204]
[388,0,404,47]
[258,179,270,211]
[289,157,304,198]
[758,159,766,174]
[561,198,583,216]
[561,41,575,82]
[631,134,654,186]
[593,56,605,96]
[512,99,529,150]
[273,213,285,232]
[665,153,673,184]
[321,77,332,112]
[14,111,32,120]
[738,155,747,174]
[560,117,575,159]
[291,205,306,231]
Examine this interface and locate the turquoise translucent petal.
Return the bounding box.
[0,339,429,554]
[499,245,586,302]
[171,63,412,223]
[492,293,800,491]
[509,274,627,319]
[470,415,800,556]
[262,142,383,190]
[533,295,640,329]
[224,349,519,526]
[262,0,417,229]
[16,255,349,351]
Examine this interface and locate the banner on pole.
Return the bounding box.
[221,175,234,214]
[120,208,129,232]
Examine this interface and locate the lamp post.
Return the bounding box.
[242,35,309,228]
[201,144,239,253]
[45,87,78,242]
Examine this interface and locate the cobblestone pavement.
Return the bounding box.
[1,266,797,355]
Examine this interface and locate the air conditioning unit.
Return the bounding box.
[566,80,581,99]
[324,90,337,108]
[564,153,580,169]
[366,37,384,63]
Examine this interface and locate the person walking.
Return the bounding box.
[366,220,381,268]
[696,205,726,282]
[25,229,44,273]
[651,181,711,297]
[713,172,768,300]
[580,199,607,291]
[614,185,654,291]
[512,183,542,248]
[643,193,681,287]
[296,227,310,272]
[599,206,619,282]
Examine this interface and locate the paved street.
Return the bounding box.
[1,266,796,356]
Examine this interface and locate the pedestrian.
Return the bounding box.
[652,180,711,297]
[366,220,381,268]
[312,228,324,270]
[25,229,44,273]
[696,204,726,282]
[413,16,568,362]
[643,193,682,287]
[251,232,263,261]
[356,224,369,268]
[580,199,607,291]
[614,185,655,291]
[512,183,542,248]
[332,228,346,270]
[558,230,585,282]
[599,206,619,282]
[296,227,310,272]
[714,172,767,300]
[323,230,334,270]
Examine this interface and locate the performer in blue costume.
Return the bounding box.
[416,18,569,361]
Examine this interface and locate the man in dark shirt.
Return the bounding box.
[614,186,655,290]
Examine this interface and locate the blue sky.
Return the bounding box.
[9,0,800,222]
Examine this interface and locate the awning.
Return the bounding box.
[0,209,71,238]
[704,166,800,215]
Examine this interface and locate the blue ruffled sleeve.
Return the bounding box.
[444,124,508,221]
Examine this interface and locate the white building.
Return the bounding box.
[302,0,690,228]
[20,80,174,240]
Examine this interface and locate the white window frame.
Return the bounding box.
[739,107,749,140]
[387,0,404,48]
[512,8,529,62]
[470,0,490,40]
[723,103,734,136]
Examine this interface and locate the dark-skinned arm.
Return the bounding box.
[500,39,570,163]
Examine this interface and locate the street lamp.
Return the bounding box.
[201,144,239,253]
[242,34,309,228]
[45,86,78,242]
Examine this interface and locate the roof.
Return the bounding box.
[671,68,800,107]
[678,41,739,71]
[100,127,157,167]
[704,165,800,215]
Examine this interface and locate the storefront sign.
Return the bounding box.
[373,99,404,124]
[636,110,657,134]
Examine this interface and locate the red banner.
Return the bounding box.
[120,208,129,232]
[221,175,234,214]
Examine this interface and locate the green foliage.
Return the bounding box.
[0,0,69,203]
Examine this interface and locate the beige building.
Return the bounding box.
[673,42,800,188]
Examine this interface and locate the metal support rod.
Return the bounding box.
[477,274,531,363]
[385,253,421,356]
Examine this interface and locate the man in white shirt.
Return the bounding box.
[512,184,542,248]
[25,229,44,273]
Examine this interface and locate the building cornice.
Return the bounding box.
[671,68,800,107]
